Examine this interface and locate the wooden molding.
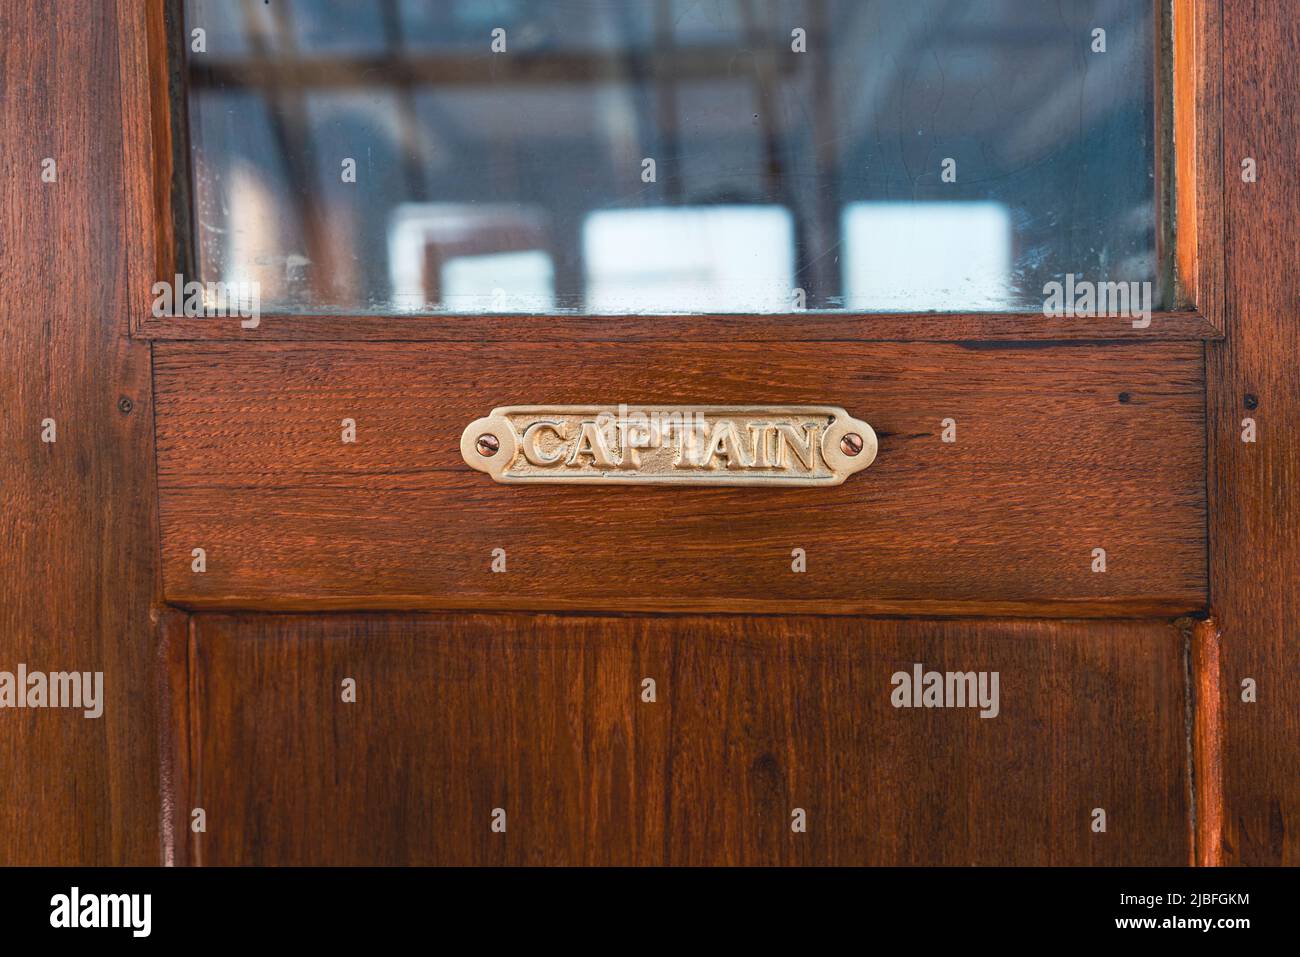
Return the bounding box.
[1190,617,1224,867]
[133,310,1223,343]
[1173,0,1226,330]
[120,0,175,336]
[156,606,193,867]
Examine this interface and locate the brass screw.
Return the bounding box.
[475,433,500,457]
[840,432,863,456]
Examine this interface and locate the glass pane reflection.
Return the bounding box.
[182,0,1161,315]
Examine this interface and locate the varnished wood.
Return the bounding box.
[123,0,174,335]
[156,607,193,867]
[154,340,1208,616]
[0,0,162,864]
[1207,0,1300,866]
[1191,618,1224,867]
[135,310,1222,343]
[181,613,1190,866]
[1173,0,1225,327]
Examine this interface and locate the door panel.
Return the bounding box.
[177,613,1190,866]
[155,341,1206,616]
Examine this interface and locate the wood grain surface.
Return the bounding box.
[154,340,1208,616]
[1191,617,1224,867]
[178,613,1191,866]
[1208,0,1300,866]
[136,310,1222,343]
[1172,0,1225,328]
[157,607,193,868]
[0,0,161,864]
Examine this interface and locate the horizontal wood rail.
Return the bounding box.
[153,339,1208,616]
[135,309,1222,343]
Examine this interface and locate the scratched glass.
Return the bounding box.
[180,0,1162,315]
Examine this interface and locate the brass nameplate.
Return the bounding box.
[460,405,877,487]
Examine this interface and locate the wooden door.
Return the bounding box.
[2,0,1296,869]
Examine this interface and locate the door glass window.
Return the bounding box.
[179,0,1163,315]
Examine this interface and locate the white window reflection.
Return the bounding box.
[441,251,555,314]
[583,206,795,314]
[387,203,552,312]
[842,202,1013,312]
